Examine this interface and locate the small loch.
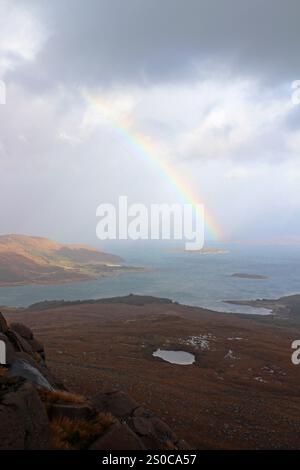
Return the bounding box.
[153,348,195,365]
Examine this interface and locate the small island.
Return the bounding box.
[189,247,229,255]
[171,247,229,255]
[231,273,268,280]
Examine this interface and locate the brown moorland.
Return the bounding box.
[3,294,300,449]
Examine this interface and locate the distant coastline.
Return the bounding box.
[225,294,300,317]
[0,234,146,287]
[171,247,229,255]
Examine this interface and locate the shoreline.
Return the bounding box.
[1,292,299,322]
[0,265,150,288]
[225,294,300,318]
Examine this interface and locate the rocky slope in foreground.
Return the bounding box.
[0,312,189,450]
[0,234,133,286]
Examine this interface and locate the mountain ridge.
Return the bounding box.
[0,234,125,286]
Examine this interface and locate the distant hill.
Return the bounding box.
[0,234,124,286]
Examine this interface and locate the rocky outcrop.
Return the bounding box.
[0,376,52,450]
[91,391,191,450]
[0,312,190,450]
[90,423,146,450]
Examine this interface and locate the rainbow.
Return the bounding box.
[83,92,222,241]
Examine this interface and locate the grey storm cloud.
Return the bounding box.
[1,0,300,243]
[10,0,300,88]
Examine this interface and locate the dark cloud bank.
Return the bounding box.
[14,0,300,88]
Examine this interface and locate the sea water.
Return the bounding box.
[0,242,299,314]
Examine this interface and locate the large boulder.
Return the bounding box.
[9,322,46,360]
[91,390,139,418]
[127,411,178,450]
[89,423,145,450]
[9,322,33,340]
[6,329,33,355]
[9,358,54,390]
[91,391,187,450]
[0,315,62,390]
[0,313,8,334]
[0,376,52,450]
[28,338,45,357]
[11,352,65,390]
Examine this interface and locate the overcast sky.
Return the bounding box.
[0,0,300,245]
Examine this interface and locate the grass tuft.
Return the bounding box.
[51,413,117,450]
[39,389,87,405]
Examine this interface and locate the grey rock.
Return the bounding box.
[9,358,54,390]
[0,378,52,450]
[89,423,145,450]
[0,313,8,334]
[91,391,138,418]
[9,322,33,340]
